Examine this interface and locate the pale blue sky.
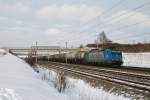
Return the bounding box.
[0,0,150,47]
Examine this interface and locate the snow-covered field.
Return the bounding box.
[123,53,150,68]
[0,50,129,100]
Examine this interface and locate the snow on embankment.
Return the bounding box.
[0,49,7,55]
[37,68,129,100]
[123,53,150,68]
[0,53,67,100]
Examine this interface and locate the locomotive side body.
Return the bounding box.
[104,48,123,65]
[84,50,106,65]
[84,48,123,66]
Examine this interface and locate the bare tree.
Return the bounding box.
[97,31,112,44]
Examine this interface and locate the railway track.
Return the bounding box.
[38,61,150,91]
[38,61,150,74]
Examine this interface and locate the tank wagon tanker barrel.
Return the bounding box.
[41,48,123,66]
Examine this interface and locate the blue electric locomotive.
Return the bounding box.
[84,48,123,66]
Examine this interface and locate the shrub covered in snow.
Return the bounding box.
[37,67,129,100]
[24,57,36,66]
[37,68,66,92]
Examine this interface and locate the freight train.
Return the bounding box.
[40,48,123,66]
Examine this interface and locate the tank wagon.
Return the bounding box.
[45,48,123,66]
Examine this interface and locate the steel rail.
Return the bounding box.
[38,62,150,91]
[41,61,150,77]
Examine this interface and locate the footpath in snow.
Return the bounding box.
[0,50,129,100]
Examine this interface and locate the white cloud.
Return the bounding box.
[45,28,63,35]
[106,10,150,27]
[98,10,150,35]
[0,3,29,13]
[37,4,102,22]
[16,20,23,25]
[0,17,8,20]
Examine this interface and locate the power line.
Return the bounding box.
[94,0,150,29]
[79,16,150,38]
[76,0,150,35]
[64,1,150,46]
[105,19,150,34]
[114,32,150,42]
[80,0,124,26]
[67,0,125,34]
[72,26,150,45]
[93,7,150,33]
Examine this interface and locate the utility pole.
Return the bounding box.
[95,34,98,49]
[35,41,38,64]
[65,42,68,49]
[96,40,99,49]
[65,53,67,64]
[57,42,61,54]
[65,42,68,64]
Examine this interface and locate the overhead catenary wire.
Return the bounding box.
[77,15,150,39]
[104,20,150,37]
[78,0,124,27]
[112,32,150,41]
[71,31,150,42]
[63,1,150,46]
[72,26,150,46]
[72,27,150,45]
[75,2,150,44]
[66,0,125,34]
[76,0,150,35]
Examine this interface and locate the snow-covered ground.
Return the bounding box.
[0,52,67,100]
[0,49,7,56]
[123,53,150,68]
[37,68,129,100]
[0,50,129,100]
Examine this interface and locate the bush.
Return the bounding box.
[25,57,36,66]
[55,71,66,92]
